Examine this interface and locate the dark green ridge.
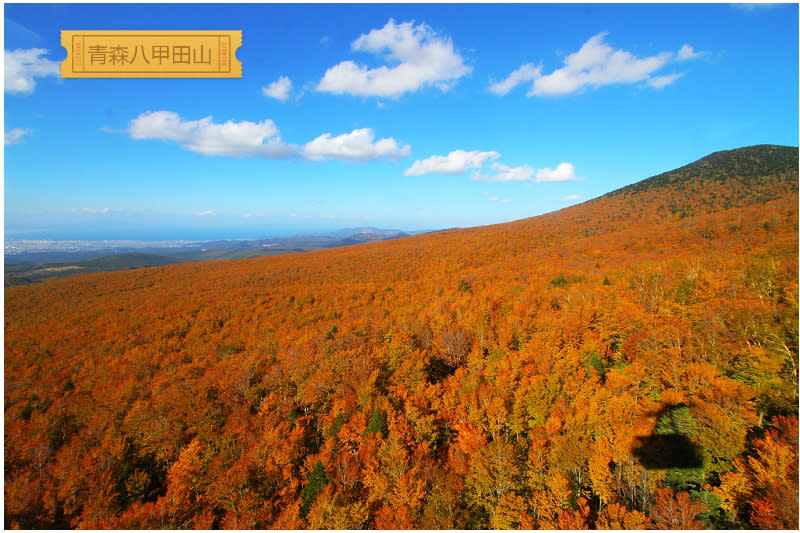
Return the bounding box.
[607,144,799,198]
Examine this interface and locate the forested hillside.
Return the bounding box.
[5,145,798,529]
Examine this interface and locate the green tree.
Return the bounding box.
[301,460,328,517]
[367,407,388,437]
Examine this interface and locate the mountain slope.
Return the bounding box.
[5,145,798,529]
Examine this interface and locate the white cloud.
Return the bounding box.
[472,161,579,183]
[490,162,535,182]
[262,76,292,102]
[732,3,780,11]
[125,111,411,164]
[493,33,696,97]
[404,149,500,176]
[676,44,704,61]
[562,194,582,201]
[471,171,490,182]
[127,110,296,159]
[534,33,674,96]
[74,207,111,214]
[317,19,471,98]
[5,48,59,94]
[196,210,216,217]
[501,199,512,203]
[5,128,30,145]
[647,73,684,88]
[303,128,410,162]
[536,162,577,182]
[488,196,500,202]
[488,63,541,95]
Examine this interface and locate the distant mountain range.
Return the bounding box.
[324,227,409,238]
[3,227,435,286]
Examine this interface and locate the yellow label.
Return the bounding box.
[60,30,242,78]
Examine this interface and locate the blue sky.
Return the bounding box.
[4,3,798,240]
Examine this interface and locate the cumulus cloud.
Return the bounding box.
[5,128,30,145]
[404,149,500,176]
[534,33,673,96]
[127,110,296,159]
[488,63,541,95]
[262,76,292,102]
[492,33,697,97]
[196,210,216,217]
[303,128,411,162]
[472,161,579,183]
[125,111,411,164]
[676,44,704,61]
[536,162,577,182]
[490,162,535,182]
[317,19,471,98]
[562,194,582,201]
[5,48,60,94]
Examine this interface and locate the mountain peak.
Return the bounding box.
[608,144,798,199]
[598,145,797,220]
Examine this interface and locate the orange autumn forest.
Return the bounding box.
[4,145,799,529]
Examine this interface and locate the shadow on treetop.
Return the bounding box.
[631,403,704,469]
